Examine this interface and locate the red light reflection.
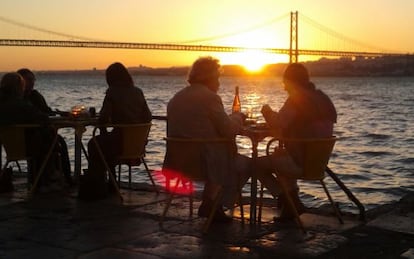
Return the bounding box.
[154,169,194,195]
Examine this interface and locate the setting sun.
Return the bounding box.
[213,27,288,72]
[217,50,287,72]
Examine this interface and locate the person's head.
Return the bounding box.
[187,56,221,93]
[105,62,134,88]
[282,63,313,94]
[17,68,35,93]
[0,72,25,100]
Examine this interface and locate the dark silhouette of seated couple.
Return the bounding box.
[166,57,336,222]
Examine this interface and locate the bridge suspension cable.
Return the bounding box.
[171,13,290,44]
[0,16,99,41]
[299,13,393,53]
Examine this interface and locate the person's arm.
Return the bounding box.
[262,98,297,133]
[30,90,53,115]
[22,102,49,125]
[209,94,242,138]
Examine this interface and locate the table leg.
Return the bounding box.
[74,134,82,182]
[250,139,259,226]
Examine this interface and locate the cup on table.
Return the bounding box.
[244,107,257,125]
[71,105,85,118]
[244,117,257,126]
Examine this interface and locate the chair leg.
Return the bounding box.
[128,164,132,189]
[117,164,121,184]
[258,183,264,225]
[326,167,366,221]
[26,159,34,190]
[160,192,175,226]
[238,190,245,225]
[30,134,58,195]
[202,186,223,234]
[320,180,343,224]
[189,181,194,217]
[235,172,244,224]
[0,163,9,178]
[160,177,181,226]
[92,137,123,202]
[15,161,22,174]
[142,158,158,193]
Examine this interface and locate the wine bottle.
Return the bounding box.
[232,86,241,113]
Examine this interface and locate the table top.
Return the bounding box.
[49,115,99,128]
[241,122,276,141]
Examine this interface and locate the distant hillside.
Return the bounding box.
[10,54,412,77]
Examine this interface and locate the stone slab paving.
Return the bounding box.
[401,248,414,259]
[79,247,162,259]
[367,212,414,235]
[0,184,413,258]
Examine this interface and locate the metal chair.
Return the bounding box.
[159,137,244,234]
[0,124,58,194]
[115,123,157,192]
[264,136,341,233]
[92,123,154,202]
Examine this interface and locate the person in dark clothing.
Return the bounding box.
[258,63,337,219]
[0,72,51,187]
[79,62,152,200]
[17,68,73,186]
[17,68,53,115]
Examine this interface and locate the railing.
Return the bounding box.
[151,115,167,121]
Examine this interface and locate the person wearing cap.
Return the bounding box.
[259,63,337,219]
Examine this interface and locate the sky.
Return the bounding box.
[0,0,413,71]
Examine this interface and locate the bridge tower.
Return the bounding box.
[289,11,299,63]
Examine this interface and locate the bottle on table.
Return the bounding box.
[232,86,241,114]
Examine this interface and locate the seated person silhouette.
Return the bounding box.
[79,62,152,200]
[0,72,55,190]
[17,68,73,186]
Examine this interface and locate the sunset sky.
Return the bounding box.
[1,0,413,71]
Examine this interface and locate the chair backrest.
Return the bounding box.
[266,136,337,180]
[118,123,152,159]
[163,137,232,181]
[295,137,337,180]
[0,125,35,161]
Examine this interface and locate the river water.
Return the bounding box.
[8,73,414,213]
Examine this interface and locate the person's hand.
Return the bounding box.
[229,112,246,125]
[240,112,247,121]
[261,104,273,117]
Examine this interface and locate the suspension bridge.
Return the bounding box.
[0,12,407,63]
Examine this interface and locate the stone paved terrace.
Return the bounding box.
[0,178,413,259]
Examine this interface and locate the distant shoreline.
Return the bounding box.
[2,55,413,77]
